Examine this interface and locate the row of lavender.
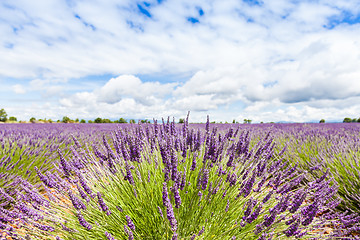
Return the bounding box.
[0,120,359,239]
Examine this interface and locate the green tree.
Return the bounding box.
[9,116,17,122]
[243,119,252,124]
[343,117,352,123]
[0,108,7,122]
[80,119,86,123]
[319,119,325,123]
[232,119,236,124]
[119,118,127,123]
[62,116,71,123]
[75,118,79,123]
[30,117,36,123]
[94,117,103,123]
[102,119,112,123]
[179,118,185,124]
[88,120,93,123]
[129,119,136,124]
[358,117,360,123]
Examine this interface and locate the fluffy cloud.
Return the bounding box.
[12,84,26,94]
[2,0,360,122]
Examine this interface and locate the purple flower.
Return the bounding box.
[158,206,164,218]
[263,208,278,227]
[198,226,205,236]
[289,189,307,213]
[284,219,300,237]
[105,231,116,240]
[246,203,263,223]
[33,223,54,232]
[69,191,86,211]
[97,192,111,215]
[225,200,230,212]
[301,201,318,226]
[126,215,135,231]
[201,169,209,190]
[262,190,273,204]
[173,184,181,208]
[77,212,92,230]
[162,183,177,232]
[190,153,197,171]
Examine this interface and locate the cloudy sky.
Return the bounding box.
[1,0,360,123]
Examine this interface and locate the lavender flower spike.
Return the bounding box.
[97,192,111,215]
[126,215,135,231]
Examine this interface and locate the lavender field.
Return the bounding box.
[1,120,360,239]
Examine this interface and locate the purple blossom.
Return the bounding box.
[284,219,300,237]
[225,200,230,212]
[201,169,209,190]
[105,231,116,240]
[126,215,135,231]
[289,189,307,213]
[198,226,205,236]
[97,192,111,215]
[69,191,86,211]
[162,182,177,232]
[77,212,92,230]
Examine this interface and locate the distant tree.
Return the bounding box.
[343,117,352,123]
[48,119,53,123]
[102,119,112,123]
[232,119,236,124]
[358,117,360,123]
[352,118,357,122]
[119,118,127,123]
[94,117,103,123]
[319,119,325,123]
[88,120,93,123]
[80,119,86,123]
[56,120,61,123]
[75,118,79,123]
[129,119,136,124]
[179,118,185,124]
[0,108,7,122]
[30,117,36,123]
[62,116,71,123]
[9,116,17,122]
[243,119,252,124]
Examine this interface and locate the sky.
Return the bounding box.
[1,0,360,123]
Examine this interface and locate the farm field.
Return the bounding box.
[1,120,360,239]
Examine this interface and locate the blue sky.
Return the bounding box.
[1,0,360,122]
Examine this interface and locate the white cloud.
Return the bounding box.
[2,0,360,122]
[12,84,26,94]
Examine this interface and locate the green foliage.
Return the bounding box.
[343,117,352,123]
[243,119,252,124]
[62,116,71,123]
[129,119,136,123]
[319,119,325,123]
[9,116,17,122]
[179,118,185,124]
[94,117,103,123]
[80,119,86,123]
[0,108,7,122]
[30,117,36,123]
[118,117,127,123]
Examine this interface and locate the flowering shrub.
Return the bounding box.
[0,119,351,239]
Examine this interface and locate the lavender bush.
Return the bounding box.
[0,118,346,239]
